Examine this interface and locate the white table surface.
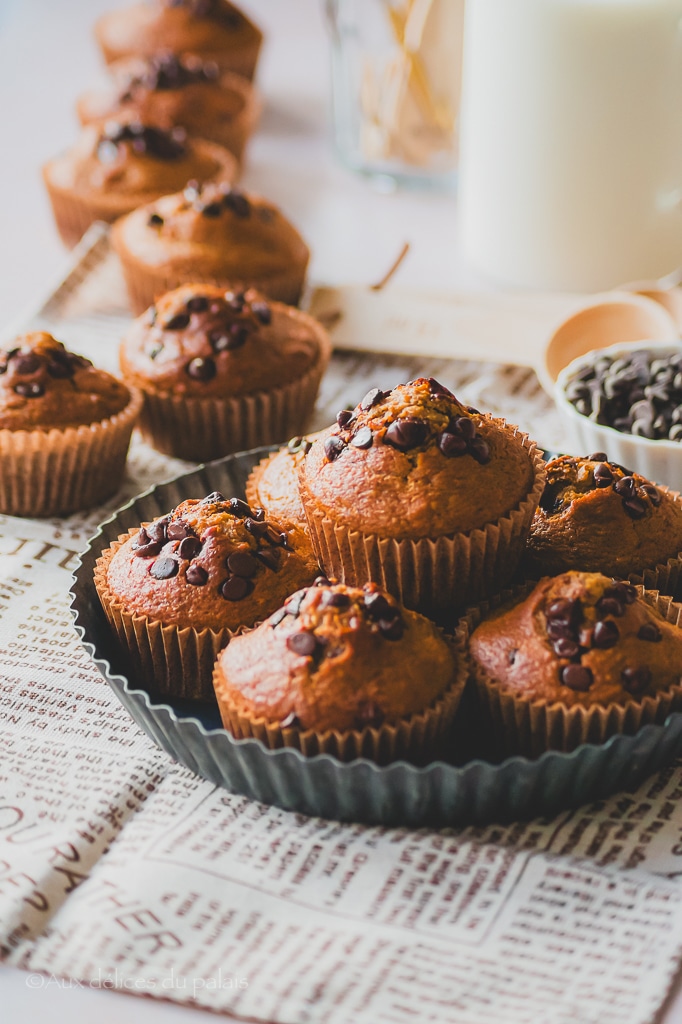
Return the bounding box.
[1,1,681,1021]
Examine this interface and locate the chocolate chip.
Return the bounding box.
[360,387,385,411]
[178,536,202,560]
[592,619,620,649]
[186,356,216,381]
[166,313,190,331]
[553,637,580,658]
[134,542,162,558]
[150,557,178,580]
[244,517,268,538]
[223,190,251,217]
[438,432,468,456]
[351,427,373,449]
[613,476,637,498]
[607,582,637,605]
[220,576,253,601]
[251,506,266,522]
[468,436,491,465]
[251,301,271,325]
[147,517,169,544]
[589,451,608,461]
[228,324,250,348]
[167,519,192,541]
[597,597,624,618]
[623,497,647,519]
[546,619,574,640]
[280,712,301,729]
[379,617,404,640]
[14,382,44,398]
[622,665,652,694]
[546,598,580,627]
[640,484,662,507]
[638,622,662,642]
[227,550,258,577]
[336,410,354,428]
[363,592,394,621]
[46,358,74,378]
[593,463,614,487]
[425,378,455,399]
[229,497,252,518]
[255,549,280,571]
[185,564,208,586]
[324,435,346,461]
[202,491,225,504]
[148,212,164,227]
[286,631,318,656]
[186,296,209,313]
[384,417,429,451]
[561,664,593,691]
[11,353,41,374]
[201,202,222,218]
[452,416,476,440]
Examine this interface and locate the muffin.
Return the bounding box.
[95,0,263,81]
[77,53,261,163]
[94,492,320,700]
[213,578,468,763]
[245,431,329,531]
[43,117,237,248]
[298,377,546,620]
[468,571,682,757]
[119,284,331,462]
[111,182,310,313]
[525,453,682,594]
[0,332,141,516]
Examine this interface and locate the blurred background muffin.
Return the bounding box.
[119,282,330,461]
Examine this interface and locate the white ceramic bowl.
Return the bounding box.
[554,340,682,492]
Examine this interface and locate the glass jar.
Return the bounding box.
[325,0,464,189]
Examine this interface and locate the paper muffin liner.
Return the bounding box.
[0,387,142,517]
[132,325,331,463]
[213,623,470,766]
[94,532,239,701]
[300,423,546,624]
[245,449,282,511]
[463,585,682,759]
[115,248,307,316]
[43,177,133,249]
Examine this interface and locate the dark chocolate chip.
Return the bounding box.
[608,582,637,604]
[379,617,404,640]
[255,549,280,571]
[593,463,614,487]
[166,313,190,331]
[134,542,162,558]
[384,417,429,451]
[363,592,394,621]
[438,432,468,456]
[468,436,491,465]
[613,475,637,498]
[553,637,580,658]
[351,426,373,449]
[148,212,164,227]
[546,620,574,641]
[222,190,251,217]
[167,519,193,541]
[623,497,648,519]
[251,506,266,522]
[201,201,222,218]
[592,619,620,649]
[14,382,44,398]
[640,484,662,506]
[186,296,209,313]
[201,491,225,504]
[244,517,268,538]
[11,353,41,374]
[561,664,593,691]
[360,387,385,411]
[621,665,651,694]
[452,416,476,440]
[597,597,625,618]
[324,435,346,461]
[229,497,252,518]
[227,550,258,577]
[425,378,455,399]
[46,358,74,378]
[228,324,249,349]
[150,557,178,580]
[178,536,202,560]
[220,576,253,601]
[336,409,353,428]
[588,452,608,461]
[287,631,318,657]
[324,591,351,608]
[185,564,208,586]
[146,517,169,544]
[546,598,580,626]
[186,356,216,380]
[251,301,271,325]
[638,622,662,642]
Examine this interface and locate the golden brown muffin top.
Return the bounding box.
[299,377,535,540]
[112,182,309,278]
[526,453,682,578]
[119,284,327,398]
[44,117,236,201]
[96,0,262,67]
[106,492,319,631]
[0,332,131,432]
[77,53,249,132]
[214,580,456,733]
[469,571,682,708]
[245,431,329,529]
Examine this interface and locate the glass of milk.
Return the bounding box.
[458,0,682,291]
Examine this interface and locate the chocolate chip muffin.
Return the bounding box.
[111,182,310,313]
[525,453,682,593]
[298,377,546,620]
[119,283,331,461]
[77,53,260,163]
[245,431,329,531]
[94,491,319,699]
[468,571,682,756]
[95,0,263,81]
[43,117,237,248]
[213,579,467,763]
[0,332,141,516]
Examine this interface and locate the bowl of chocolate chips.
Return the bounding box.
[555,341,682,492]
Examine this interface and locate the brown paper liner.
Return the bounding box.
[131,320,331,462]
[116,254,308,316]
[213,623,470,765]
[0,387,142,517]
[94,534,239,701]
[300,423,546,623]
[463,586,682,759]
